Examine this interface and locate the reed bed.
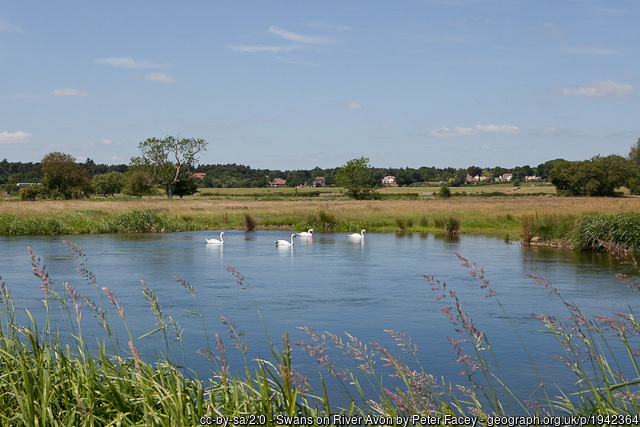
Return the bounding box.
[2,197,640,237]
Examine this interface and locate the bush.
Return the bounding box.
[19,185,39,201]
[437,184,451,198]
[123,171,154,197]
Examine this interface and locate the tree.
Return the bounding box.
[549,160,614,196]
[335,157,377,199]
[122,171,154,196]
[131,136,208,198]
[173,176,198,198]
[41,152,92,199]
[629,137,640,165]
[92,172,124,196]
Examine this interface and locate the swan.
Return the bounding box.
[297,229,314,237]
[275,234,296,247]
[206,231,225,245]
[348,229,366,240]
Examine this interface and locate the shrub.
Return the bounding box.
[243,213,257,231]
[437,184,452,198]
[19,185,39,201]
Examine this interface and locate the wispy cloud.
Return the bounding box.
[144,72,176,83]
[428,124,521,138]
[269,26,331,45]
[378,123,392,129]
[528,126,580,137]
[0,130,32,144]
[542,22,563,39]
[554,45,622,55]
[50,88,89,96]
[229,45,299,53]
[343,101,363,109]
[101,139,113,145]
[557,80,634,98]
[94,57,165,69]
[0,19,23,33]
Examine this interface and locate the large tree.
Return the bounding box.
[131,136,208,198]
[335,156,376,199]
[41,152,92,199]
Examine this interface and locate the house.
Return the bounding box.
[312,176,326,187]
[465,174,475,183]
[269,178,286,188]
[501,173,513,182]
[525,175,541,181]
[193,172,207,179]
[381,176,397,186]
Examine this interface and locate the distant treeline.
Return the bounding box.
[1,157,561,191]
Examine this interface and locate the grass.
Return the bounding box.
[2,240,640,423]
[2,196,640,248]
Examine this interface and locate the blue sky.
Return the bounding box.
[1,1,638,170]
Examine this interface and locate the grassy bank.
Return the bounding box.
[1,243,639,424]
[2,197,640,250]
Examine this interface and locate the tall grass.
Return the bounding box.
[2,240,640,423]
[0,209,199,235]
[574,212,640,251]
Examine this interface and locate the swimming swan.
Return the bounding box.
[348,229,366,240]
[297,229,314,237]
[276,234,296,247]
[206,231,225,245]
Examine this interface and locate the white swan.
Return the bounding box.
[297,229,314,237]
[348,229,366,240]
[275,234,296,247]
[206,231,225,245]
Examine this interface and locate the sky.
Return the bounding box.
[1,1,639,170]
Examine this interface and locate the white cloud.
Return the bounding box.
[144,72,176,83]
[428,124,521,138]
[0,19,23,33]
[378,123,392,129]
[481,145,491,150]
[50,88,89,96]
[343,101,362,109]
[558,80,634,98]
[528,126,561,136]
[101,139,113,145]
[94,57,164,69]
[229,45,298,53]
[0,130,32,144]
[269,26,331,45]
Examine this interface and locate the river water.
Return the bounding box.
[0,231,637,408]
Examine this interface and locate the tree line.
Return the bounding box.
[2,136,639,199]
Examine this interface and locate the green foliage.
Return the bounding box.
[123,171,154,197]
[335,157,377,200]
[131,136,208,198]
[434,216,461,235]
[92,171,124,196]
[574,212,640,251]
[437,183,451,198]
[41,152,92,199]
[173,175,198,198]
[19,185,39,201]
[549,156,639,196]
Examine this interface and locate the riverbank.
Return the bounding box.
[2,197,640,248]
